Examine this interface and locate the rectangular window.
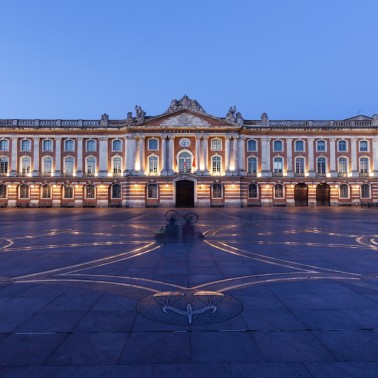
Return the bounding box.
[339,184,349,199]
[85,185,95,199]
[273,140,282,152]
[212,183,223,199]
[0,158,8,174]
[64,140,74,151]
[360,141,368,152]
[273,157,283,174]
[361,184,370,198]
[0,140,9,151]
[212,156,221,174]
[295,158,304,175]
[63,185,73,199]
[0,185,6,198]
[148,139,158,150]
[149,156,158,174]
[316,140,326,152]
[317,158,326,174]
[247,157,257,175]
[360,157,369,174]
[295,140,304,152]
[338,140,347,152]
[42,185,51,199]
[338,158,348,176]
[247,140,257,152]
[147,184,158,199]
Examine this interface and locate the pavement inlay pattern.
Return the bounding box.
[1,208,378,377]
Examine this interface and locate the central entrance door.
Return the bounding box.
[176,180,194,208]
[316,183,330,206]
[294,183,308,206]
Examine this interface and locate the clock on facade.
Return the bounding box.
[179,138,191,147]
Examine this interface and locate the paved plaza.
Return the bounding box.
[1,207,378,377]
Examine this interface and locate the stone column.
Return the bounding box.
[373,137,378,176]
[167,136,175,175]
[32,137,40,177]
[99,137,108,177]
[139,136,145,174]
[307,138,315,177]
[329,138,336,177]
[225,136,231,174]
[160,135,167,174]
[10,137,18,176]
[76,137,83,177]
[238,137,245,175]
[286,138,293,177]
[351,138,358,177]
[230,136,238,173]
[261,137,271,177]
[195,134,201,174]
[202,136,209,174]
[54,137,61,176]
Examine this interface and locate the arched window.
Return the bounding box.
[273,157,283,175]
[147,183,158,199]
[360,157,369,175]
[112,156,122,176]
[338,140,347,152]
[41,184,51,199]
[64,139,74,151]
[86,156,96,176]
[86,139,96,152]
[85,184,96,199]
[211,138,222,151]
[359,140,368,152]
[20,156,31,175]
[148,155,158,175]
[248,183,258,198]
[338,157,348,176]
[211,155,221,174]
[0,139,9,151]
[64,157,74,176]
[339,184,349,199]
[19,184,29,199]
[361,184,370,199]
[0,156,9,175]
[42,139,53,151]
[148,138,158,151]
[274,184,284,198]
[63,184,74,199]
[0,184,6,198]
[42,156,53,176]
[178,152,192,173]
[247,157,257,175]
[212,183,223,199]
[273,140,283,152]
[317,157,327,175]
[295,140,305,152]
[21,139,31,151]
[247,139,257,152]
[111,184,122,199]
[295,157,305,175]
[112,139,122,151]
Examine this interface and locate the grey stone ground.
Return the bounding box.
[1,207,378,377]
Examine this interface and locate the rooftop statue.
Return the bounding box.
[135,105,146,123]
[165,95,206,114]
[236,112,244,126]
[225,106,237,123]
[125,111,134,125]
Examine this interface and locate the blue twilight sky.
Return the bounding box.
[1,0,377,120]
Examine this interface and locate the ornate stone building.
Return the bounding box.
[0,95,377,208]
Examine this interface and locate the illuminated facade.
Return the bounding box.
[0,96,378,208]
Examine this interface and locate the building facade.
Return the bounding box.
[0,95,378,208]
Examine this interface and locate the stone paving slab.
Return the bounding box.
[1,208,378,376]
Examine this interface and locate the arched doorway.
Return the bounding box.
[176,180,194,207]
[294,183,308,206]
[316,183,330,206]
